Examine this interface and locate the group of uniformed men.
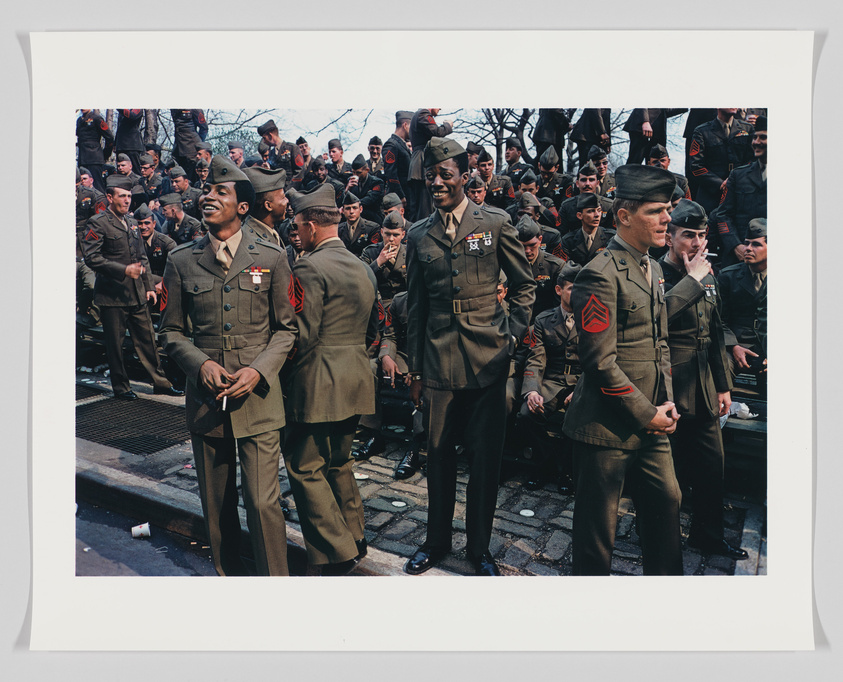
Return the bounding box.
[76,107,767,577]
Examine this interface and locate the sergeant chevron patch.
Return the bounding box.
[581,294,610,333]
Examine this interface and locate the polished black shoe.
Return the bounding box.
[154,385,185,397]
[394,448,418,479]
[471,552,501,576]
[114,390,138,401]
[688,538,749,560]
[352,435,386,461]
[404,546,448,575]
[556,473,574,495]
[524,475,546,491]
[320,557,360,576]
[355,538,368,560]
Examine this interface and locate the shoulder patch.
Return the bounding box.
[581,294,610,333]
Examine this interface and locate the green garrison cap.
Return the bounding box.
[518,191,541,209]
[381,193,402,209]
[133,203,153,221]
[106,174,133,191]
[368,136,382,146]
[145,142,162,154]
[671,183,686,202]
[558,261,582,284]
[116,153,131,164]
[206,155,250,184]
[351,154,367,170]
[515,214,542,242]
[539,146,559,168]
[505,136,522,150]
[466,176,486,190]
[159,193,183,207]
[258,141,270,154]
[466,141,484,155]
[477,148,494,164]
[296,136,307,145]
[139,153,155,166]
[747,217,767,239]
[395,110,414,124]
[382,211,406,231]
[75,167,81,183]
[519,168,538,186]
[287,184,337,213]
[342,192,361,206]
[227,139,246,151]
[754,115,768,132]
[578,160,598,176]
[196,141,212,152]
[669,199,707,230]
[614,164,677,202]
[423,137,465,168]
[257,119,278,137]
[587,144,607,160]
[195,158,209,171]
[576,192,600,210]
[169,165,187,179]
[648,143,669,160]
[243,166,287,194]
[328,138,343,150]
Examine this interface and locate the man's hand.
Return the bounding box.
[681,238,713,282]
[154,281,164,294]
[346,176,359,190]
[526,391,544,414]
[217,367,261,400]
[733,243,748,261]
[641,121,653,138]
[381,355,399,387]
[645,401,680,435]
[717,391,732,418]
[146,290,157,304]
[563,391,574,407]
[198,360,235,395]
[410,378,423,407]
[125,262,145,279]
[732,345,758,369]
[376,243,399,267]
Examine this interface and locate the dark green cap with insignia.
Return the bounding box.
[588,145,607,161]
[139,153,155,166]
[648,143,669,160]
[466,176,486,190]
[578,160,598,176]
[669,199,707,230]
[519,168,538,186]
[505,136,522,150]
[117,153,131,164]
[258,141,270,154]
[382,211,405,231]
[328,138,343,151]
[515,214,542,242]
[287,184,337,213]
[539,146,559,168]
[351,154,367,170]
[518,192,541,209]
[342,192,361,206]
[196,141,212,152]
[243,166,287,194]
[106,174,133,191]
[671,183,685,202]
[754,115,767,132]
[576,193,600,210]
[159,193,183,207]
[477,148,494,164]
[257,120,278,136]
[423,137,465,168]
[206,154,251,184]
[296,136,307,145]
[466,141,484,155]
[195,158,209,171]
[614,164,677,202]
[133,203,153,221]
[169,165,187,179]
[368,136,382,146]
[227,140,246,151]
[559,261,582,285]
[747,217,767,239]
[382,193,402,209]
[395,110,414,124]
[145,143,162,154]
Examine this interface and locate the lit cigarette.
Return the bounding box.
[222,396,228,411]
[703,250,714,259]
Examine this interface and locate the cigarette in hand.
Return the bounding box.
[221,396,227,411]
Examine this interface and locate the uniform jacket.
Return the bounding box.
[528,249,565,320]
[338,217,381,256]
[348,173,385,224]
[714,160,766,256]
[159,224,297,438]
[570,109,611,147]
[166,213,203,245]
[717,262,766,350]
[563,238,673,449]
[76,185,107,231]
[285,239,378,423]
[560,225,616,266]
[368,156,384,178]
[361,242,408,304]
[268,141,304,186]
[381,133,412,200]
[689,117,755,210]
[327,160,352,186]
[483,174,516,210]
[143,230,178,282]
[659,257,731,418]
[558,193,615,234]
[537,172,575,210]
[502,161,533,190]
[171,109,208,158]
[406,203,536,390]
[532,109,572,145]
[179,186,204,220]
[623,109,688,142]
[76,112,114,165]
[597,171,616,198]
[408,109,453,182]
[115,109,144,152]
[522,306,580,401]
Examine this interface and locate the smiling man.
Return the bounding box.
[159,155,298,577]
[404,137,535,576]
[563,163,684,576]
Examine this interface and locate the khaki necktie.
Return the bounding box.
[640,256,652,287]
[216,241,232,272]
[753,272,764,291]
[585,232,594,251]
[565,313,575,332]
[724,122,731,137]
[444,212,456,242]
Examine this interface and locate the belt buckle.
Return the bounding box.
[222,335,232,351]
[453,299,462,314]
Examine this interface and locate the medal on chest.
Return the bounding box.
[704,282,716,298]
[658,277,665,296]
[244,265,269,284]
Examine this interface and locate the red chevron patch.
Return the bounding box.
[692,167,707,177]
[719,186,728,204]
[690,140,700,156]
[718,222,729,235]
[288,273,304,313]
[384,150,395,164]
[159,282,168,311]
[601,385,634,396]
[581,294,610,333]
[85,228,99,241]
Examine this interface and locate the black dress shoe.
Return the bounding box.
[404,547,448,575]
[524,475,546,491]
[394,448,418,479]
[114,390,138,401]
[154,385,185,397]
[320,557,360,576]
[352,435,386,461]
[556,474,574,495]
[355,538,368,560]
[471,552,501,576]
[688,538,749,560]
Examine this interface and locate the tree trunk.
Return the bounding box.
[105,109,115,134]
[143,109,159,145]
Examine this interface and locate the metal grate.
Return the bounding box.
[76,398,190,455]
[76,384,107,401]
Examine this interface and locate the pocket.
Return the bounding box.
[238,273,271,324]
[183,278,216,321]
[463,247,497,285]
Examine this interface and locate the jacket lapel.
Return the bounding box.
[425,211,451,248]
[196,235,227,279]
[225,229,256,284]
[611,245,651,295]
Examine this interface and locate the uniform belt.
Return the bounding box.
[429,293,499,315]
[318,333,364,346]
[563,363,581,375]
[617,347,663,362]
[194,332,271,351]
[670,338,711,351]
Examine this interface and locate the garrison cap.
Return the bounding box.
[227,139,246,151]
[79,166,92,176]
[144,143,162,154]
[671,183,686,202]
[477,148,494,164]
[747,218,767,239]
[243,166,287,194]
[207,154,251,184]
[368,136,383,146]
[169,165,187,179]
[382,211,406,231]
[257,119,278,137]
[648,143,669,160]
[519,168,538,186]
[754,115,768,132]
[258,140,270,154]
[116,153,131,164]
[576,192,600,210]
[311,156,326,169]
[244,155,263,168]
[466,141,484,155]
[558,261,582,285]
[133,203,153,221]
[159,193,183,207]
[103,164,116,176]
[423,137,465,168]
[296,136,307,145]
[195,158,209,171]
[515,214,542,242]
[669,199,707,230]
[287,184,336,213]
[196,141,212,152]
[381,192,402,209]
[539,146,559,168]
[518,191,541,209]
[614,164,677,202]
[75,167,81,183]
[139,153,155,166]
[351,154,368,170]
[106,174,133,191]
[395,110,414,124]
[578,160,598,176]
[328,138,343,151]
[505,136,522,150]
[587,144,607,161]
[343,192,361,206]
[466,176,486,190]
